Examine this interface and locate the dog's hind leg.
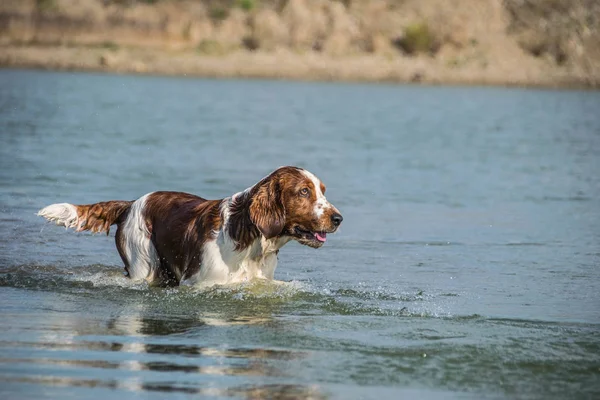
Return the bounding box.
[118,194,160,283]
[115,222,131,278]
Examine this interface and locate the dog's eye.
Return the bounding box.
[299,188,310,197]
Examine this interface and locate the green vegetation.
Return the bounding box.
[236,0,257,12]
[394,22,439,56]
[209,5,229,22]
[36,0,57,12]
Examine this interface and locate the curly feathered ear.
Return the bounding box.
[249,179,285,239]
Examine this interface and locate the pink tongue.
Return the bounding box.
[315,232,327,242]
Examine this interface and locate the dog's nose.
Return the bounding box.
[331,213,343,227]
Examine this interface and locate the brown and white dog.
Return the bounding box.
[38,166,343,287]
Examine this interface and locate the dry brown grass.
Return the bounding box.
[0,0,598,87]
[504,0,600,84]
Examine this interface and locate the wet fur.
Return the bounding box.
[38,166,342,287]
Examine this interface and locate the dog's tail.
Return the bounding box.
[38,200,133,234]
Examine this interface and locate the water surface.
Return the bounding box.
[1,69,599,399]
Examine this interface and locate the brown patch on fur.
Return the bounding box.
[75,200,133,234]
[282,179,320,229]
[142,192,223,285]
[249,175,286,240]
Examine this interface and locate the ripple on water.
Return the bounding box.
[0,263,466,320]
[1,264,599,398]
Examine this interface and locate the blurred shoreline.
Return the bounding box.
[1,0,598,89]
[1,44,596,89]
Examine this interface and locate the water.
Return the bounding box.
[0,69,599,399]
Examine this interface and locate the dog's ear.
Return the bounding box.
[250,179,285,239]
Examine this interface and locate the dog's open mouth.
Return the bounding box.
[294,226,328,247]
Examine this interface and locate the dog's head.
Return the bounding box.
[249,166,343,248]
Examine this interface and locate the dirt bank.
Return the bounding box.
[1,0,598,88]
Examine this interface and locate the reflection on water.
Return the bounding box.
[0,309,313,397]
[0,270,319,398]
[1,375,325,399]
[1,263,599,399]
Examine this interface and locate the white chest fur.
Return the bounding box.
[181,230,290,288]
